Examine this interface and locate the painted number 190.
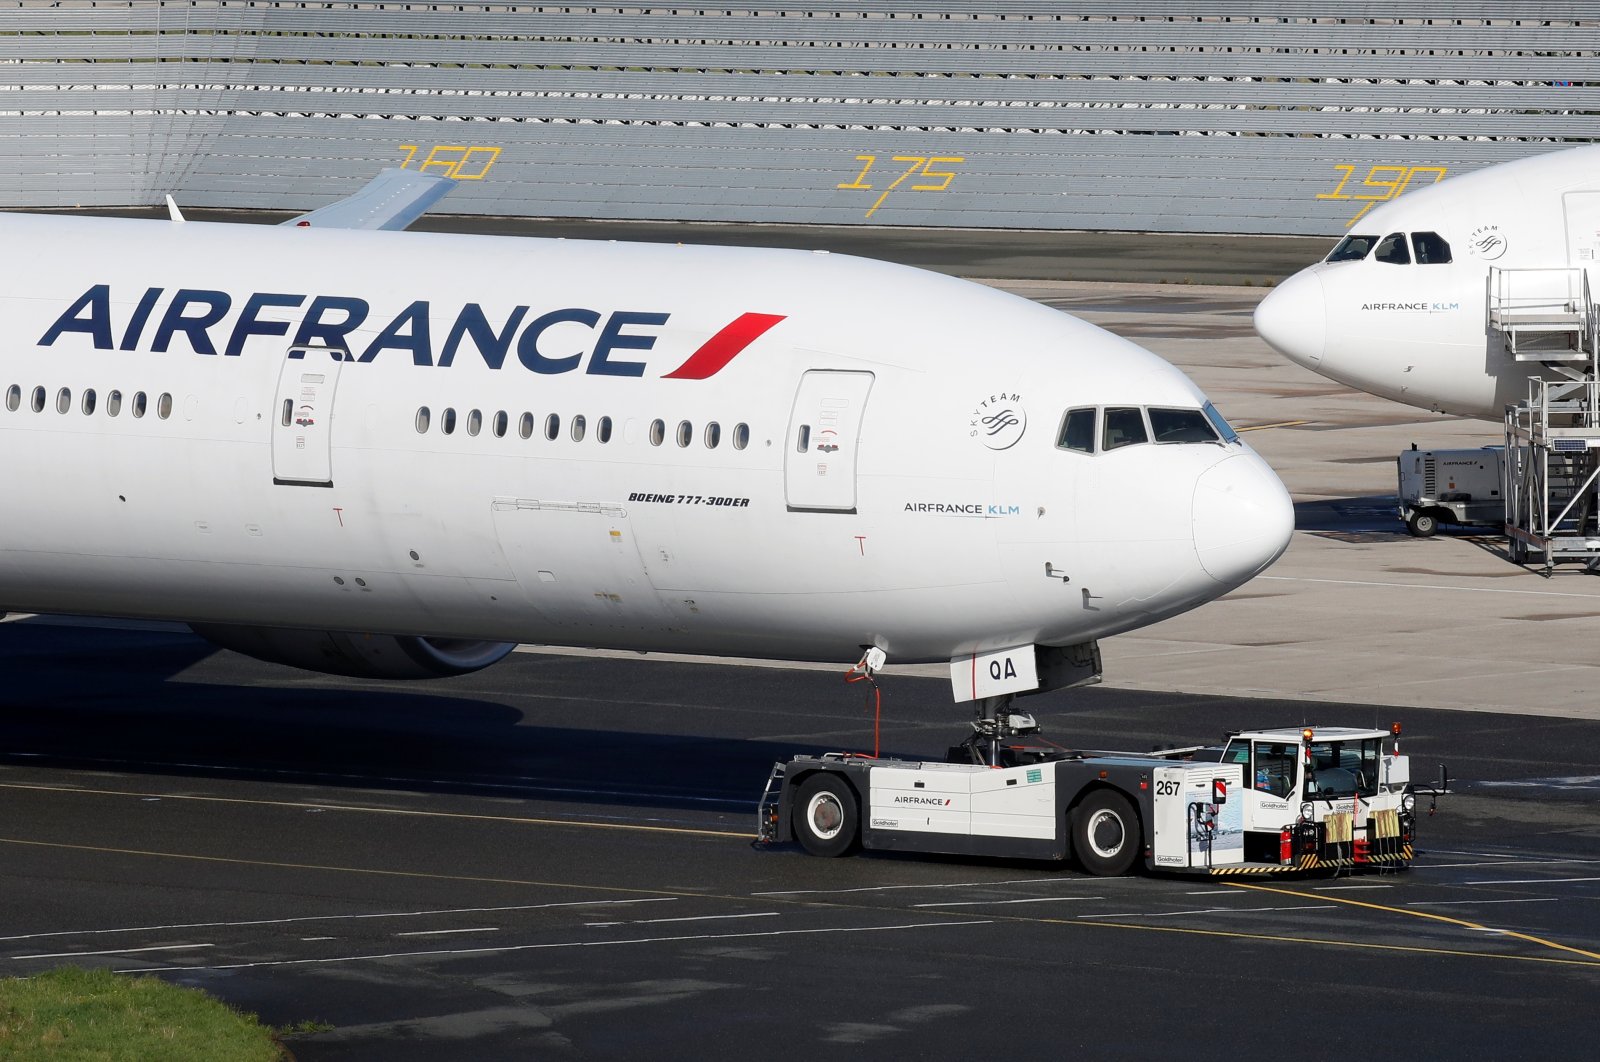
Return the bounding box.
[1317,164,1448,227]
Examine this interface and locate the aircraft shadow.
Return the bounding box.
[0,622,852,813]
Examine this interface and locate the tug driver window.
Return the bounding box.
[1251,743,1296,799]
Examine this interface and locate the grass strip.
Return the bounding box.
[0,966,285,1061]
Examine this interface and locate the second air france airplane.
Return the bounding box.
[0,175,1293,707]
[1256,143,1600,421]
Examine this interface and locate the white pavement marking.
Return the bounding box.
[584,913,779,927]
[1259,574,1600,599]
[127,920,995,973]
[1078,905,1337,920]
[1407,899,1561,907]
[912,897,1103,908]
[1424,858,1600,869]
[13,943,214,961]
[751,877,1064,896]
[0,898,677,943]
[393,928,502,938]
[1461,877,1600,886]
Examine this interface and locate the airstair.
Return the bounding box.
[1487,267,1599,363]
[1503,377,1600,571]
[1493,266,1600,571]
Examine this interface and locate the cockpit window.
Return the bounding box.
[1102,407,1148,451]
[1374,232,1411,265]
[1412,231,1452,264]
[1326,234,1376,262]
[1149,407,1219,443]
[1202,402,1240,443]
[1057,407,1097,453]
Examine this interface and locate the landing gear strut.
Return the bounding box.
[947,693,1066,767]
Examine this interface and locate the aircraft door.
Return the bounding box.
[784,370,874,513]
[272,346,344,487]
[1564,192,1600,275]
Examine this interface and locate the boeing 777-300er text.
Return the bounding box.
[0,171,1292,720]
[1255,144,1600,420]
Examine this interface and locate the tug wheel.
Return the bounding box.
[794,773,860,858]
[1405,511,1438,537]
[1072,789,1141,876]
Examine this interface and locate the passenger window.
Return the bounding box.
[1374,232,1411,265]
[441,407,456,435]
[4,384,18,412]
[492,410,508,438]
[157,393,173,420]
[1325,234,1377,262]
[107,390,122,417]
[81,388,97,415]
[733,423,750,450]
[704,421,721,449]
[649,418,665,446]
[415,406,431,433]
[31,386,45,413]
[544,413,560,441]
[1149,407,1218,443]
[571,414,587,442]
[518,412,534,439]
[598,416,613,443]
[1102,407,1148,450]
[1057,407,1096,453]
[56,388,71,414]
[131,392,146,419]
[676,420,693,447]
[466,409,482,437]
[1412,231,1452,264]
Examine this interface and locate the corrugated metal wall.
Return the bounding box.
[2,1,1597,234]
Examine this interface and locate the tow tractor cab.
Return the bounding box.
[1207,725,1415,872]
[759,723,1420,876]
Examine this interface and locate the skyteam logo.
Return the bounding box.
[36,285,785,379]
[1467,224,1507,260]
[970,391,1027,450]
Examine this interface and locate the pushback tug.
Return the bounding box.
[759,715,1431,876]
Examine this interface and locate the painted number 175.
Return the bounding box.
[838,155,965,219]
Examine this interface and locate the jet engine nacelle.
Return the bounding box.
[189,624,517,679]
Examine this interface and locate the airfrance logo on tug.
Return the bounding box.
[35,285,785,378]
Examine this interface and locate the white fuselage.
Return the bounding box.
[1256,144,1600,420]
[0,214,1292,666]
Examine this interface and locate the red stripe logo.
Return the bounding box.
[661,312,786,380]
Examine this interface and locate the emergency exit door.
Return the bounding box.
[272,346,344,486]
[784,370,874,512]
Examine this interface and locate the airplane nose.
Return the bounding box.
[1254,269,1326,368]
[1192,453,1295,586]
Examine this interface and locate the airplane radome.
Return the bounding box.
[0,189,1292,705]
[1255,143,1600,421]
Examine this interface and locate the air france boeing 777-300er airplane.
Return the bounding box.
[0,171,1292,718]
[1255,144,1600,420]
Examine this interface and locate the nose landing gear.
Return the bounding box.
[947,693,1073,767]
